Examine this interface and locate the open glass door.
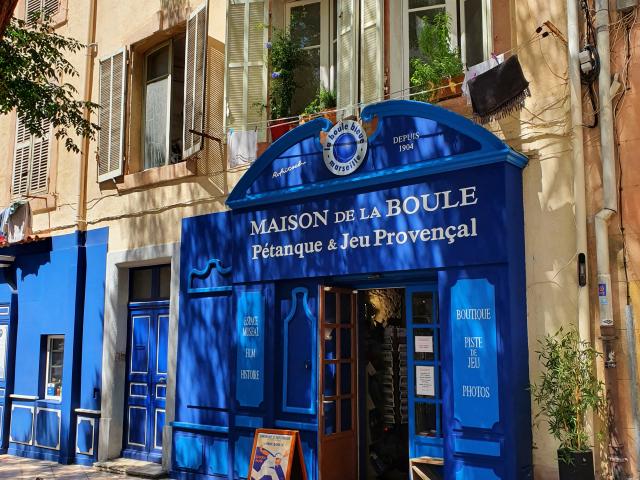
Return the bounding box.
[406,285,444,461]
[319,286,357,480]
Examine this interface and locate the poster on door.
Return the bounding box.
[248,429,308,480]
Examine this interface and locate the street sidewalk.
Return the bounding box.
[0,455,127,479]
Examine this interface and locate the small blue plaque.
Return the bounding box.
[235,290,265,407]
[451,278,499,429]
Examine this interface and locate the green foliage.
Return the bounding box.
[302,87,336,115]
[0,16,99,153]
[530,327,606,453]
[409,12,463,102]
[268,27,308,120]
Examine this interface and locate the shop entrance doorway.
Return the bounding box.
[319,283,443,480]
[357,288,408,480]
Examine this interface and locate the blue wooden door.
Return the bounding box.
[122,305,169,462]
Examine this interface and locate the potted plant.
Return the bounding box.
[266,28,308,141]
[409,12,464,103]
[300,87,337,124]
[530,327,606,480]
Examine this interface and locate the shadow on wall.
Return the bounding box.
[161,0,189,27]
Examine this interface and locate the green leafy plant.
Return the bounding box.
[0,16,99,153]
[409,12,463,103]
[530,327,606,454]
[302,87,336,116]
[267,27,308,120]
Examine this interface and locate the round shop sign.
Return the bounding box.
[323,120,368,176]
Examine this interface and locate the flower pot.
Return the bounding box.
[557,449,594,480]
[269,119,292,141]
[299,109,336,125]
[433,74,465,103]
[321,109,337,125]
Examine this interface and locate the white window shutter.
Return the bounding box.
[360,0,383,105]
[43,0,60,17]
[28,119,51,193]
[337,0,359,117]
[98,48,126,182]
[25,0,41,21]
[26,0,59,20]
[12,116,31,198]
[183,3,208,158]
[224,0,267,140]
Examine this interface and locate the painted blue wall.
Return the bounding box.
[0,228,108,464]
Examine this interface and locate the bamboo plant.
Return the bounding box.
[530,327,606,455]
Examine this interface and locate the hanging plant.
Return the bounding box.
[409,12,464,103]
[267,27,308,120]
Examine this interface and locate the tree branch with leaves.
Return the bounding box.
[0,16,99,153]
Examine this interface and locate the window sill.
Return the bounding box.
[116,157,197,193]
[9,194,57,214]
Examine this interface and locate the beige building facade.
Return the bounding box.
[0,0,635,478]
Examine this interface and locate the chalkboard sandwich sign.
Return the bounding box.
[248,429,308,480]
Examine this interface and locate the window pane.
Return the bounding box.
[325,292,336,323]
[0,325,7,381]
[415,403,438,436]
[290,3,321,48]
[324,327,336,359]
[464,0,485,66]
[130,268,153,301]
[409,9,445,66]
[409,0,445,8]
[159,265,171,299]
[414,328,437,361]
[47,337,64,399]
[291,46,320,115]
[324,401,336,435]
[339,293,352,325]
[323,363,336,396]
[147,44,170,81]
[340,398,352,431]
[144,76,169,169]
[340,328,351,358]
[340,362,351,395]
[412,292,434,323]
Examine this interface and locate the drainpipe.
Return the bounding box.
[566,0,590,344]
[76,0,97,231]
[593,0,637,474]
[594,0,617,329]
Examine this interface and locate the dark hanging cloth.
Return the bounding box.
[467,54,530,124]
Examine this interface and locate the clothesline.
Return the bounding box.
[225,28,549,135]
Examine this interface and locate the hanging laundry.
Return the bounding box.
[6,201,32,244]
[462,54,505,103]
[227,129,258,168]
[467,54,531,124]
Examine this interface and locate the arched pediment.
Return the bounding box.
[227,100,527,210]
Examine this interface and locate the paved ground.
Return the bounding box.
[0,455,127,479]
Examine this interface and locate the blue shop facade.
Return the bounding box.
[172,101,533,480]
[0,229,107,465]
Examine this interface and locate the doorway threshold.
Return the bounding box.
[94,458,167,478]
